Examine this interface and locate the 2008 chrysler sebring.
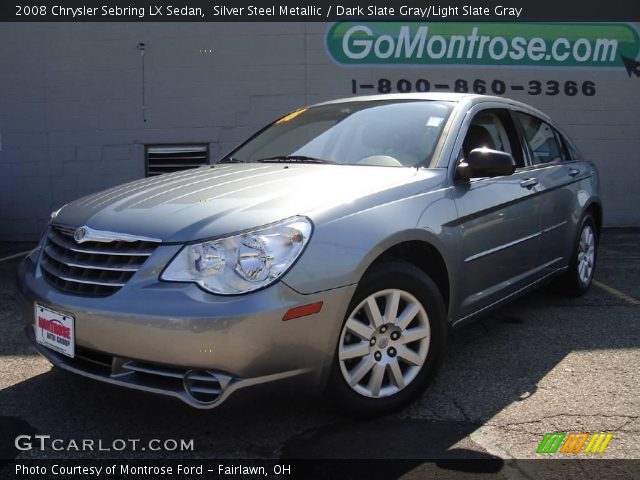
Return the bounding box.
[17,93,601,415]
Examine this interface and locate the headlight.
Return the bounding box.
[161,216,312,295]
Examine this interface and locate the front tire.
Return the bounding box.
[328,261,447,416]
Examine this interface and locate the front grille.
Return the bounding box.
[40,225,159,297]
[73,346,113,374]
[27,327,232,408]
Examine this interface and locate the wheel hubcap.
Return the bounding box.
[338,289,431,398]
[577,224,595,285]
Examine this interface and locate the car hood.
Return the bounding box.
[54,163,434,242]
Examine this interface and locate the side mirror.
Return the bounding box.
[456,148,516,182]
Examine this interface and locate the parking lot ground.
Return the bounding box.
[0,229,638,465]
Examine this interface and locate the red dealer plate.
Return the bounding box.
[34,304,75,358]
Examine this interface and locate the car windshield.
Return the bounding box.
[227,100,454,168]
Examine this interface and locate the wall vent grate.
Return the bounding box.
[145,144,209,177]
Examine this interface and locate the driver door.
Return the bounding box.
[453,106,542,320]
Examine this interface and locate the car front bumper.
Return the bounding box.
[16,248,356,408]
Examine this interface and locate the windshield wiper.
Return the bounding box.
[218,157,246,164]
[255,155,336,164]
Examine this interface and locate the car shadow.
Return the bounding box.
[1,230,638,470]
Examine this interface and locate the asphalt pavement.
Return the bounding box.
[0,230,638,468]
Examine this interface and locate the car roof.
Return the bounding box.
[313,92,473,104]
[310,93,552,123]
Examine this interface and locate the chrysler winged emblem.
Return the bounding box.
[73,227,87,243]
[69,226,160,244]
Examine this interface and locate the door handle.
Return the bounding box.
[520,178,538,189]
[568,168,580,177]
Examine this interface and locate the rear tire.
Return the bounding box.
[328,261,447,417]
[552,213,598,296]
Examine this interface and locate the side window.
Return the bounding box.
[462,109,524,168]
[516,112,565,165]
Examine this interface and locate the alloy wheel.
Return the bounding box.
[577,224,596,285]
[338,289,431,398]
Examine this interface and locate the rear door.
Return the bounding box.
[452,106,542,320]
[512,111,584,273]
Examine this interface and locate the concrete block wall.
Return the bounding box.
[0,22,638,240]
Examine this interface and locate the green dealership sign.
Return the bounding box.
[326,23,640,69]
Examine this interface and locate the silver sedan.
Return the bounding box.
[17,93,601,415]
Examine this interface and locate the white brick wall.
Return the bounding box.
[0,22,639,240]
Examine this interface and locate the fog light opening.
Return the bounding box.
[183,369,222,404]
